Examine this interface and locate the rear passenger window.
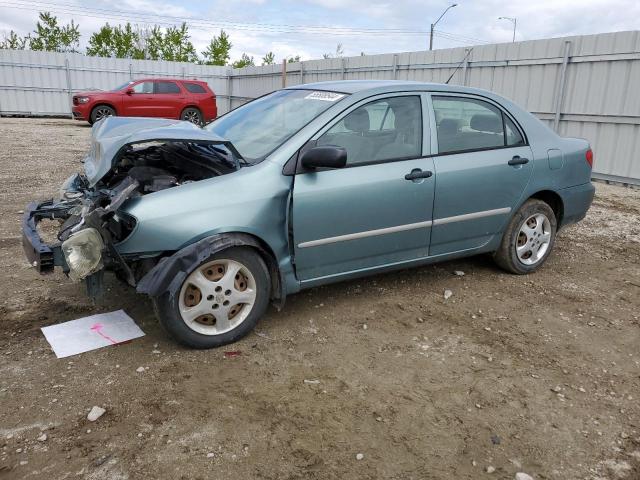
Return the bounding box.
[505,115,525,146]
[433,96,525,154]
[317,96,422,166]
[155,81,181,94]
[184,82,207,93]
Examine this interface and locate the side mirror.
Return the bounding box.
[125,88,134,95]
[300,146,347,170]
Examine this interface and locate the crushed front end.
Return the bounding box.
[22,116,242,297]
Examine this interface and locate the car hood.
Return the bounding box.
[83,116,228,186]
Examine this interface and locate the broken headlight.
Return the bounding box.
[61,228,104,281]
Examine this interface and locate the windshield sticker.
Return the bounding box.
[304,91,345,102]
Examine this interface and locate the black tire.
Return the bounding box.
[494,199,557,274]
[153,247,270,349]
[89,105,116,124]
[181,107,203,125]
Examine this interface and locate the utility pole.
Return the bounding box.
[498,16,517,42]
[429,3,458,51]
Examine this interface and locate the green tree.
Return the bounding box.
[262,51,275,65]
[29,12,80,52]
[287,55,301,63]
[201,30,232,66]
[0,30,29,50]
[232,53,255,69]
[323,43,344,59]
[86,23,144,59]
[143,23,197,62]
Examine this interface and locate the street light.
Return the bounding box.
[429,3,457,51]
[498,16,517,43]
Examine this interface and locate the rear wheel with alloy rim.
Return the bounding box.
[90,105,115,124]
[181,107,203,125]
[494,199,557,274]
[154,247,270,348]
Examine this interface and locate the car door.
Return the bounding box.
[121,81,155,117]
[153,81,185,118]
[428,94,534,255]
[292,93,436,282]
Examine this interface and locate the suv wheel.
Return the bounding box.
[494,199,557,274]
[181,107,203,125]
[153,247,270,348]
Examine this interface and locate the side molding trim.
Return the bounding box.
[298,220,433,248]
[297,207,511,248]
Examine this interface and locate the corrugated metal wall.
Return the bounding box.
[1,30,639,183]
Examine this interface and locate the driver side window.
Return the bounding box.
[132,81,154,94]
[317,96,422,166]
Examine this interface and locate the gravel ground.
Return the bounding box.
[0,118,639,480]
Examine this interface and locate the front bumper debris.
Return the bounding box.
[22,200,71,274]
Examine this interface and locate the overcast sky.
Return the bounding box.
[0,0,638,62]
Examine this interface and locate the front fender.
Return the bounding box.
[136,233,285,309]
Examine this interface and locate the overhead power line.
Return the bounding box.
[0,0,490,45]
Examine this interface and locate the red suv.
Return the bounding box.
[72,78,217,125]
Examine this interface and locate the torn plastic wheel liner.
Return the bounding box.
[136,232,285,309]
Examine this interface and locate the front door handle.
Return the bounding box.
[508,155,529,166]
[405,169,433,181]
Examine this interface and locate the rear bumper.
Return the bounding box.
[22,200,69,274]
[558,182,595,228]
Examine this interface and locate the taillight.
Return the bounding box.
[585,148,594,168]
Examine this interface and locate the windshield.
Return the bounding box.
[206,89,347,162]
[112,81,133,92]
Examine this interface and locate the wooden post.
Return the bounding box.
[282,59,287,88]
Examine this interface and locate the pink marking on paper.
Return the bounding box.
[90,322,119,345]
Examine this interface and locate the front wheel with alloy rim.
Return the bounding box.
[89,105,116,124]
[181,107,203,125]
[153,247,270,348]
[494,199,557,274]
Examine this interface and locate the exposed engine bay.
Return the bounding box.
[23,140,241,293]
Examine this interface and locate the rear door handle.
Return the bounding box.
[508,155,529,166]
[405,169,433,181]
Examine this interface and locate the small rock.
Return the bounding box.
[137,433,143,438]
[515,474,534,480]
[15,448,22,453]
[152,350,161,354]
[304,379,320,385]
[87,406,106,422]
[136,366,145,373]
[206,452,215,458]
[551,385,562,393]
[486,465,496,473]
[37,433,47,442]
[454,270,465,276]
[355,453,364,460]
[19,460,28,466]
[443,289,453,300]
[362,324,368,330]
[375,416,383,422]
[416,317,424,323]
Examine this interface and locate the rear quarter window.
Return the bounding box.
[184,83,208,94]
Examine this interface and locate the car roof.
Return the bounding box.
[287,80,494,97]
[135,78,206,84]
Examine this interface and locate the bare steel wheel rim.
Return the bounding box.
[183,110,201,124]
[94,107,113,121]
[178,259,257,335]
[516,213,552,266]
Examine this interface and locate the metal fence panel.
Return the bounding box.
[0,30,639,183]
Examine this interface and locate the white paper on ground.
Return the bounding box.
[41,309,145,358]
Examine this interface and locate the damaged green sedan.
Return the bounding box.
[23,81,595,348]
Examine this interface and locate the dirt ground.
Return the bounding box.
[0,117,639,480]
